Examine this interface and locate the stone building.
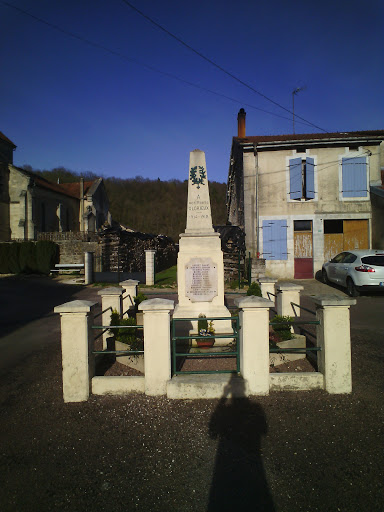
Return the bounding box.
[227,109,384,279]
[0,131,111,241]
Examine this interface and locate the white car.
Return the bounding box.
[322,250,384,297]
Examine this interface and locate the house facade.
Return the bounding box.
[227,109,384,279]
[0,131,111,241]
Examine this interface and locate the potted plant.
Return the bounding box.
[109,310,144,372]
[196,314,215,348]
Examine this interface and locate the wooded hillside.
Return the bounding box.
[24,166,228,241]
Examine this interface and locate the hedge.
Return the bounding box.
[0,241,58,275]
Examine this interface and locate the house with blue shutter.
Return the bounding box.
[226,109,384,279]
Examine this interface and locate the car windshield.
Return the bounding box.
[361,256,384,267]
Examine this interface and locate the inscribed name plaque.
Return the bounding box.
[185,258,218,302]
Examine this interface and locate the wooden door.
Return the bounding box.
[343,220,369,251]
[294,221,313,278]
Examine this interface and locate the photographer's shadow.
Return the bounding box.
[207,376,275,511]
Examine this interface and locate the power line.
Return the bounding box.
[1,1,315,129]
[120,0,328,133]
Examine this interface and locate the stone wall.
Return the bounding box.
[99,226,177,273]
[37,232,101,265]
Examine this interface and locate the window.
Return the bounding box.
[289,157,315,200]
[341,156,367,198]
[262,220,288,260]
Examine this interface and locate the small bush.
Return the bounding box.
[35,241,58,274]
[8,243,21,274]
[270,315,293,341]
[134,293,147,307]
[246,281,262,297]
[0,244,10,273]
[109,310,142,349]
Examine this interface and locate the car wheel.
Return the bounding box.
[346,278,359,297]
[322,269,330,285]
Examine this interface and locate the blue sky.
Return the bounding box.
[1,0,383,183]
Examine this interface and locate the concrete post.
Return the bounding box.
[139,298,174,396]
[84,252,93,285]
[258,277,278,303]
[54,300,97,402]
[234,295,274,395]
[97,287,124,348]
[119,279,139,317]
[275,282,304,320]
[313,296,356,394]
[145,249,156,286]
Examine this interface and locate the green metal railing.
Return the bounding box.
[171,316,240,375]
[269,303,321,354]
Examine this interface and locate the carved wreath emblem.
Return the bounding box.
[189,166,206,188]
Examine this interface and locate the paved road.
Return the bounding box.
[0,275,101,376]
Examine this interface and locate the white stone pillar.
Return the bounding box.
[139,298,174,396]
[258,277,278,302]
[275,282,304,319]
[145,249,156,286]
[97,287,124,348]
[54,300,97,402]
[119,279,139,317]
[313,296,356,394]
[84,252,93,285]
[234,295,274,395]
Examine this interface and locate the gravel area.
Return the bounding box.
[0,278,383,511]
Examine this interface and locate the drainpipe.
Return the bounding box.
[255,144,260,258]
[80,178,84,232]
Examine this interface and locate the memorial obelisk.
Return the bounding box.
[173,150,232,334]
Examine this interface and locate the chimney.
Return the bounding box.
[237,108,246,138]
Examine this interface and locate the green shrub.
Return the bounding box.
[35,241,58,274]
[109,310,142,349]
[8,243,21,274]
[134,293,147,307]
[246,281,262,297]
[270,315,293,341]
[19,241,37,273]
[0,244,10,273]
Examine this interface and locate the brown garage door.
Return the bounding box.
[324,219,369,261]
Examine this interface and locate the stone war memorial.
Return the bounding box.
[172,149,232,338]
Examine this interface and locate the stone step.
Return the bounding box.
[166,373,248,399]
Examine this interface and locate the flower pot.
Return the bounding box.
[196,337,215,349]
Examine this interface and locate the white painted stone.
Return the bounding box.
[145,250,155,286]
[84,252,93,284]
[92,376,145,395]
[235,296,273,395]
[54,300,97,402]
[185,257,218,302]
[313,296,355,394]
[139,298,174,395]
[98,287,124,348]
[173,150,232,333]
[275,282,304,323]
[258,277,278,301]
[119,279,139,317]
[185,149,214,235]
[269,372,324,391]
[167,374,248,399]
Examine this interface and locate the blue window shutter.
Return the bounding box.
[263,220,287,260]
[342,157,367,198]
[305,157,315,199]
[290,158,302,200]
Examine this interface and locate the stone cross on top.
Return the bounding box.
[185,149,214,235]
